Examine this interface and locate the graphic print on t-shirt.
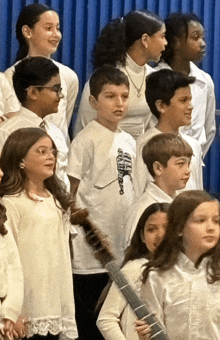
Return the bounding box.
[116,148,132,195]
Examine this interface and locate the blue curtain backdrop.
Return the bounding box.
[0,0,219,194]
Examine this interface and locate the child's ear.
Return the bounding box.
[140,230,145,243]
[141,33,149,49]
[22,25,32,40]
[26,86,38,101]
[153,161,165,177]
[89,95,98,110]
[155,99,167,115]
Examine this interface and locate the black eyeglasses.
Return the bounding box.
[26,84,63,94]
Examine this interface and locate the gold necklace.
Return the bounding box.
[125,67,146,98]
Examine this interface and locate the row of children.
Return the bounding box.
[0,3,217,340]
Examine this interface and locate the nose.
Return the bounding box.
[189,100,193,110]
[184,163,191,176]
[155,227,165,243]
[164,37,168,47]
[206,219,216,232]
[58,90,64,99]
[116,96,123,107]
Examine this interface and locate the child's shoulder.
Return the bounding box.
[189,62,214,84]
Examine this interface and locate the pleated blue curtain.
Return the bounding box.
[0,0,219,194]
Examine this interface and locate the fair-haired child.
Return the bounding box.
[125,133,192,247]
[156,13,215,157]
[97,202,169,340]
[136,190,220,340]
[134,69,203,198]
[0,127,78,340]
[67,65,136,340]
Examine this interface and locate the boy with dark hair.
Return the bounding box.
[125,133,192,246]
[0,57,69,188]
[156,12,215,157]
[67,65,135,340]
[134,68,203,198]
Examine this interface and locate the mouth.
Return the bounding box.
[203,236,216,242]
[49,40,60,46]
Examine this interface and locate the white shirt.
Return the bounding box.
[124,181,173,248]
[67,120,136,273]
[0,73,20,117]
[4,60,79,144]
[141,252,220,340]
[0,106,69,190]
[74,54,154,139]
[134,127,203,199]
[155,61,216,157]
[97,258,148,340]
[3,191,78,339]
[0,227,23,323]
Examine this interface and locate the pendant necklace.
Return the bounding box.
[125,67,146,98]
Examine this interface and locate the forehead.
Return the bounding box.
[37,11,60,24]
[100,83,129,94]
[145,211,167,225]
[30,136,53,149]
[192,201,220,216]
[45,74,61,86]
[188,20,204,35]
[168,155,190,163]
[172,86,192,99]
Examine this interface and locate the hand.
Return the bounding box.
[12,316,27,339]
[0,319,14,340]
[134,319,151,340]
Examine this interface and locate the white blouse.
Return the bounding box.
[141,252,220,340]
[3,191,78,339]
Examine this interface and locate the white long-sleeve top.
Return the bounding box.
[3,191,78,339]
[0,73,20,117]
[141,252,220,340]
[0,226,23,323]
[97,258,148,340]
[155,61,216,157]
[4,60,79,144]
[74,54,155,140]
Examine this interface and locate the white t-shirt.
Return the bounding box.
[134,127,203,199]
[5,60,79,145]
[74,54,155,140]
[3,191,78,339]
[141,252,220,339]
[67,120,136,273]
[155,61,216,157]
[97,258,148,340]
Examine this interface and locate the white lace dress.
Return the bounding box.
[3,191,78,339]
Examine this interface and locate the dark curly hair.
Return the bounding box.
[93,10,164,68]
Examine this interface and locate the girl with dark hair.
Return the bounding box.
[155,13,215,157]
[4,3,78,144]
[74,10,167,139]
[97,203,169,340]
[0,128,78,340]
[135,190,220,340]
